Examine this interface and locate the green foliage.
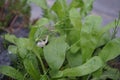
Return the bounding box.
[4,34,43,80]
[29,18,49,41]
[0,66,24,80]
[67,51,82,67]
[51,0,68,19]
[99,38,120,62]
[23,57,40,80]
[80,0,94,16]
[52,56,103,78]
[1,0,120,80]
[44,36,68,70]
[80,15,102,62]
[69,8,82,29]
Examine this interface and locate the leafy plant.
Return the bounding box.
[0,0,120,80]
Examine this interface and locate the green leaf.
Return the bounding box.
[28,0,48,9]
[51,0,68,19]
[53,56,103,78]
[92,68,103,79]
[68,30,80,45]
[29,27,38,41]
[15,38,33,58]
[99,38,120,62]
[40,75,48,80]
[67,8,82,54]
[100,68,120,80]
[33,46,43,57]
[0,66,24,80]
[44,36,69,70]
[67,52,82,67]
[80,15,102,62]
[69,0,84,8]
[34,18,49,27]
[69,8,82,29]
[4,34,17,44]
[30,18,49,41]
[70,44,80,54]
[8,45,17,54]
[23,53,41,80]
[67,30,81,54]
[16,38,34,50]
[80,0,94,16]
[34,26,48,41]
[96,31,111,48]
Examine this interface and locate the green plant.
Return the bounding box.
[0,0,120,80]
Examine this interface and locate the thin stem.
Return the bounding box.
[111,12,120,39]
[35,51,46,74]
[34,50,46,74]
[32,44,46,74]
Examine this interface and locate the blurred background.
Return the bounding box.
[31,0,120,36]
[92,0,120,37]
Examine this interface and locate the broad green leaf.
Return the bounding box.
[53,56,103,77]
[99,38,120,62]
[80,15,102,62]
[69,8,82,29]
[4,34,17,44]
[16,38,29,47]
[51,0,67,19]
[67,30,81,54]
[44,36,68,70]
[15,38,31,58]
[16,38,34,50]
[67,52,82,67]
[23,53,40,80]
[18,47,28,59]
[28,0,48,9]
[68,8,82,54]
[92,68,103,79]
[0,66,24,80]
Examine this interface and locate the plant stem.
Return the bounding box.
[32,43,46,74]
[33,48,46,74]
[111,12,120,39]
